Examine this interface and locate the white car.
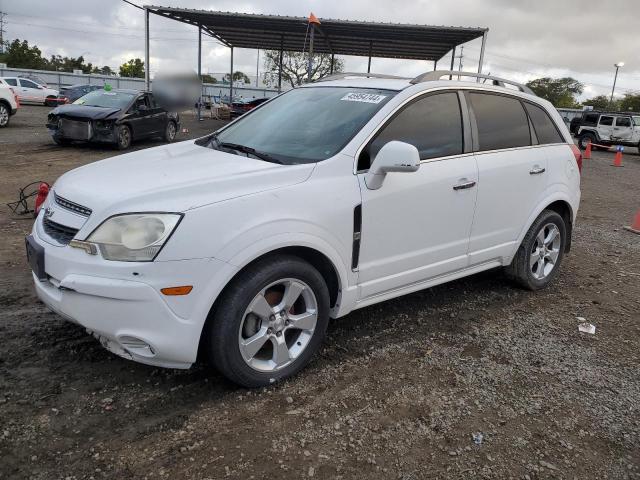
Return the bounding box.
[0,76,59,106]
[26,71,581,387]
[0,84,19,127]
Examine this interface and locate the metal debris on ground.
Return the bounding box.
[472,432,484,445]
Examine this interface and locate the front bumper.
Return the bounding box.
[29,226,232,369]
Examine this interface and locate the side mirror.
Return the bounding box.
[364,141,420,190]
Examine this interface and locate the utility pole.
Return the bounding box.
[0,12,7,55]
[454,45,464,79]
[456,45,464,72]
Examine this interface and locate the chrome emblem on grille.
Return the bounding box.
[43,207,54,219]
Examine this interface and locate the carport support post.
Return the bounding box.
[229,46,234,104]
[144,7,150,91]
[433,60,437,71]
[449,46,456,80]
[477,31,487,80]
[330,53,335,74]
[278,36,283,93]
[367,41,372,73]
[197,25,202,121]
[307,24,315,82]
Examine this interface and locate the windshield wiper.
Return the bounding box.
[218,141,284,164]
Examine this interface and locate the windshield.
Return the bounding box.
[633,116,640,126]
[73,90,135,109]
[210,87,396,164]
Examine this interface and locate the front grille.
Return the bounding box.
[43,217,79,245]
[60,118,91,140]
[54,192,92,217]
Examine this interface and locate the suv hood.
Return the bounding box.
[52,140,315,218]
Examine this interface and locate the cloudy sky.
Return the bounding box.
[2,0,639,100]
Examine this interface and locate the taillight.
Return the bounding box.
[570,144,582,174]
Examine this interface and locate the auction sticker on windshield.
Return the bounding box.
[340,92,387,104]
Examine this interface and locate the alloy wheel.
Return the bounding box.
[238,278,318,372]
[0,105,8,127]
[530,223,561,280]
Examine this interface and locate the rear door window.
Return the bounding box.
[524,103,564,144]
[4,78,18,86]
[615,117,631,127]
[363,92,463,168]
[599,116,613,126]
[469,92,531,151]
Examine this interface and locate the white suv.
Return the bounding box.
[0,84,19,127]
[26,71,581,387]
[576,111,640,150]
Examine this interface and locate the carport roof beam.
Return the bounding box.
[144,5,487,62]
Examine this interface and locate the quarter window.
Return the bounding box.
[599,116,613,126]
[362,92,463,169]
[524,103,564,144]
[4,78,18,86]
[615,117,631,127]
[583,113,599,126]
[469,93,531,151]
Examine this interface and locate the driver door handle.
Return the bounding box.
[452,180,476,190]
[529,166,546,175]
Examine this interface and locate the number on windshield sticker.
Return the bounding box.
[340,92,387,104]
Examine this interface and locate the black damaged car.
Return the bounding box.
[46,89,179,150]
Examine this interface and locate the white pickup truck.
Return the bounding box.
[577,112,640,150]
[0,84,19,127]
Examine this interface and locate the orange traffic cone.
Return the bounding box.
[612,147,623,167]
[624,209,640,235]
[583,140,591,159]
[308,12,321,25]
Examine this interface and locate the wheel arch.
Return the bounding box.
[196,245,343,362]
[514,193,576,262]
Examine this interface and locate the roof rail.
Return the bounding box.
[410,70,534,95]
[315,72,410,83]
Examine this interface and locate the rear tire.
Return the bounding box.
[506,210,567,291]
[0,103,9,127]
[577,132,596,150]
[164,120,177,143]
[45,97,58,107]
[116,125,132,150]
[206,255,330,388]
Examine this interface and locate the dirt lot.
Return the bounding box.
[1,105,639,480]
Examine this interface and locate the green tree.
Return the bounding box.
[526,77,584,108]
[92,65,114,75]
[582,95,617,111]
[47,54,94,73]
[202,74,217,84]
[0,39,47,69]
[223,71,250,84]
[119,58,145,78]
[620,93,640,112]
[262,50,344,88]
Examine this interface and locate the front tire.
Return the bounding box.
[206,255,330,388]
[116,125,132,150]
[577,133,595,150]
[506,210,567,290]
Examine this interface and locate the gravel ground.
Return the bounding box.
[0,106,639,480]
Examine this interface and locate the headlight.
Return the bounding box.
[86,213,182,261]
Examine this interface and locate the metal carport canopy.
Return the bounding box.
[146,6,487,61]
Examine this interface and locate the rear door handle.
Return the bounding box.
[453,180,476,190]
[529,166,546,175]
